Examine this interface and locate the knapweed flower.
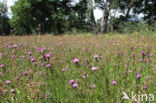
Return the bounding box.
[146,76,149,80]
[12,55,15,59]
[138,68,142,71]
[0,64,4,68]
[40,49,44,53]
[23,72,27,75]
[22,56,25,59]
[94,55,98,59]
[144,86,148,89]
[91,67,98,71]
[73,58,79,64]
[28,52,31,55]
[31,58,35,62]
[112,81,117,85]
[141,51,146,56]
[62,68,65,72]
[138,59,143,62]
[136,73,141,79]
[45,54,51,59]
[5,80,11,84]
[13,45,17,48]
[73,83,78,88]
[69,79,74,84]
[82,75,86,79]
[91,85,95,89]
[128,70,131,73]
[10,89,15,93]
[112,81,116,85]
[46,64,50,68]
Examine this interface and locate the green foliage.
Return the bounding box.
[10,0,92,35]
[0,1,10,35]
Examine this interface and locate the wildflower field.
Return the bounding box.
[0,34,156,103]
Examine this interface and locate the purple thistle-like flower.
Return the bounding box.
[46,64,50,68]
[141,51,146,56]
[31,58,35,62]
[73,58,79,63]
[10,89,15,93]
[12,55,15,59]
[94,55,98,59]
[23,72,27,75]
[73,83,78,88]
[0,64,4,68]
[28,52,31,55]
[45,54,51,59]
[91,67,98,71]
[13,45,17,48]
[82,75,86,79]
[5,80,11,84]
[138,59,143,62]
[128,70,131,73]
[22,56,25,59]
[136,73,141,79]
[62,68,65,72]
[112,81,117,85]
[91,85,95,89]
[146,76,149,80]
[69,79,74,84]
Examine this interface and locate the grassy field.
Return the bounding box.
[0,34,156,103]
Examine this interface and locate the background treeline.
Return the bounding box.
[0,0,156,35]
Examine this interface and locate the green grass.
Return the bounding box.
[0,34,156,103]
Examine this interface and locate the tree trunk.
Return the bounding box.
[89,0,98,35]
[101,2,110,34]
[91,9,98,35]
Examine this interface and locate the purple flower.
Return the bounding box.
[45,54,51,59]
[138,59,143,62]
[69,79,74,84]
[138,68,142,71]
[5,80,11,84]
[13,45,17,48]
[31,58,35,62]
[128,70,131,73]
[73,58,79,63]
[12,55,15,59]
[23,72,27,75]
[73,83,78,88]
[91,85,95,89]
[28,52,31,55]
[82,75,86,79]
[62,68,65,72]
[0,64,4,68]
[40,49,44,53]
[10,89,15,93]
[22,56,25,59]
[112,81,117,85]
[144,86,148,89]
[146,76,149,80]
[136,73,141,79]
[91,67,98,71]
[94,55,98,59]
[46,64,50,68]
[141,51,146,56]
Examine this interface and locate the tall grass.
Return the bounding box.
[0,34,156,103]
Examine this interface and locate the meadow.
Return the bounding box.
[0,34,156,103]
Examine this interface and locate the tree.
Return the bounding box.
[0,0,10,35]
[87,0,98,34]
[10,0,92,35]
